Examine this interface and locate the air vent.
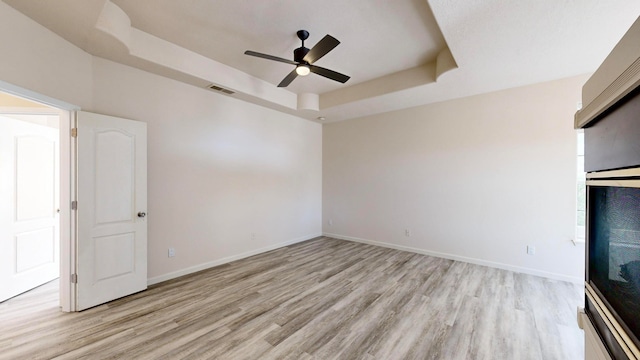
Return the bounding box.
[207,84,235,95]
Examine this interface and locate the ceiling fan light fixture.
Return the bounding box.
[296,64,310,76]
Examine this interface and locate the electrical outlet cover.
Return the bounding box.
[527,246,536,255]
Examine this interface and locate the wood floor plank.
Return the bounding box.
[0,237,584,360]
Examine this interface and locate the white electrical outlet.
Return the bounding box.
[328,219,333,226]
[405,229,411,237]
[251,233,255,240]
[527,245,536,255]
[168,247,175,257]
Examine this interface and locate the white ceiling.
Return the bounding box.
[112,0,446,95]
[4,0,640,122]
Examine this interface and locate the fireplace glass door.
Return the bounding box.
[587,170,640,350]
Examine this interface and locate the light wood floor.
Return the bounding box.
[0,237,584,360]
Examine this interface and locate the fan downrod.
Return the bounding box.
[294,30,311,63]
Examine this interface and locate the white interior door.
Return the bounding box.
[0,115,59,302]
[76,111,147,311]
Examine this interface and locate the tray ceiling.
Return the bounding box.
[4,0,640,122]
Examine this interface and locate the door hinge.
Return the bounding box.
[71,274,77,283]
[71,201,77,210]
[71,128,77,138]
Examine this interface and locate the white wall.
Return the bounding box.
[1,0,586,284]
[0,2,93,109]
[323,75,589,282]
[0,3,322,284]
[91,58,322,282]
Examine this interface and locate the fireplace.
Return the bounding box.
[576,16,640,360]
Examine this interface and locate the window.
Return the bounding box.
[576,131,585,240]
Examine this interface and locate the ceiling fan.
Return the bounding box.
[244,30,350,88]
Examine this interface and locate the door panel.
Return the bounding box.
[76,111,147,311]
[95,130,134,224]
[93,232,135,281]
[16,136,56,220]
[16,227,55,273]
[0,115,59,302]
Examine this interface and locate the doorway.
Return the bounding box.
[0,84,76,312]
[0,81,148,312]
[0,110,60,302]
[0,92,62,304]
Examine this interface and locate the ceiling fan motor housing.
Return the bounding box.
[294,47,310,63]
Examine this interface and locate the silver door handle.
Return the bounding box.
[137,211,146,218]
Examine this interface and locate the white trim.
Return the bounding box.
[0,107,62,115]
[0,80,79,111]
[59,110,74,312]
[324,232,583,284]
[147,233,322,286]
[67,111,78,311]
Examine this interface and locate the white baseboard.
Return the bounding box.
[323,232,583,284]
[147,233,322,286]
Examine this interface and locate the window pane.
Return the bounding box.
[577,132,585,156]
[577,132,586,238]
[577,181,586,212]
[577,155,585,179]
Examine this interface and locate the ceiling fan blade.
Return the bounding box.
[244,50,298,65]
[278,69,299,87]
[303,35,340,64]
[309,65,350,83]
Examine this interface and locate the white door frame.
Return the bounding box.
[0,80,79,312]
